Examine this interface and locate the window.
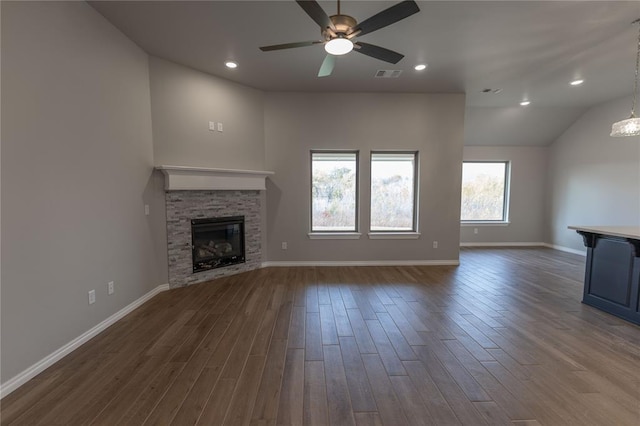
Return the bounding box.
[311,151,358,232]
[461,161,510,222]
[370,152,418,232]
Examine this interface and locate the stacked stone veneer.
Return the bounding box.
[166,190,261,288]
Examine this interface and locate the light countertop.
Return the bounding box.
[568,226,640,240]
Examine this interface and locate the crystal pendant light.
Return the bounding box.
[611,19,640,137]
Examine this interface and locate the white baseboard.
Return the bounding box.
[262,260,460,267]
[459,242,586,256]
[460,242,546,247]
[0,283,170,399]
[542,243,586,256]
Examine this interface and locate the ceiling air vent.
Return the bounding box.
[375,70,402,78]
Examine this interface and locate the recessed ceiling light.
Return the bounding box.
[520,100,531,106]
[414,64,427,71]
[225,61,238,69]
[570,79,584,86]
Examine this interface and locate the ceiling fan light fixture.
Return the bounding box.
[325,38,353,56]
[612,19,640,137]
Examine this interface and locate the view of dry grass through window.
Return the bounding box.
[461,162,508,221]
[371,153,416,231]
[311,152,357,231]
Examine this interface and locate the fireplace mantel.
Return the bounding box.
[156,165,274,191]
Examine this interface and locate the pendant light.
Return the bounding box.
[611,19,640,137]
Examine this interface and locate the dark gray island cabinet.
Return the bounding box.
[569,226,640,326]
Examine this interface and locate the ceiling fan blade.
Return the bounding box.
[260,41,324,51]
[318,54,336,77]
[354,42,404,64]
[354,0,420,37]
[295,0,335,31]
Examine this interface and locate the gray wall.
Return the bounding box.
[264,93,465,262]
[149,56,265,170]
[464,106,585,146]
[1,1,167,383]
[148,57,269,261]
[460,146,548,244]
[547,96,640,252]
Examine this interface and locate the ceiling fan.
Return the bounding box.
[259,0,420,77]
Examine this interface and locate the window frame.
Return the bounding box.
[460,160,511,224]
[369,150,419,234]
[309,150,360,235]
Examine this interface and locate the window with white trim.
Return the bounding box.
[370,151,418,232]
[311,151,358,232]
[460,161,510,222]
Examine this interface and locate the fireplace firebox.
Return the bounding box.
[191,216,245,273]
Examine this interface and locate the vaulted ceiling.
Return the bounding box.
[90,1,640,146]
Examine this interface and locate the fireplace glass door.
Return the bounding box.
[191,216,245,272]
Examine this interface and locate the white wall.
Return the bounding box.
[1,1,167,384]
[149,56,265,170]
[460,146,548,244]
[547,96,640,252]
[264,92,466,263]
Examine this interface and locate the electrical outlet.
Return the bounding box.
[217,122,223,132]
[108,281,115,295]
[281,242,288,250]
[88,289,96,305]
[208,121,216,131]
[433,241,438,249]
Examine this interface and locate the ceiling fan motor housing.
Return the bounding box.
[324,15,357,40]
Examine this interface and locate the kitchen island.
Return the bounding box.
[569,226,640,326]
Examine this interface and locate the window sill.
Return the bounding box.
[368,232,421,240]
[308,232,362,240]
[461,222,510,227]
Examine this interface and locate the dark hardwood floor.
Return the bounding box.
[2,247,640,425]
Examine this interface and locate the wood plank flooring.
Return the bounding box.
[3,247,640,425]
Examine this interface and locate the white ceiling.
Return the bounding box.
[90,1,640,146]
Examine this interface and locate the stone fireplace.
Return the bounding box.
[157,166,273,288]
